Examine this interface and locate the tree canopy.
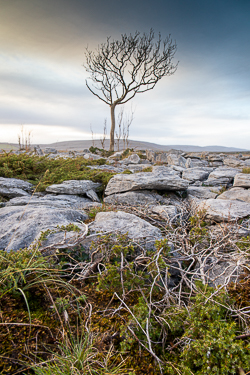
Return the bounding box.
[84,29,178,151]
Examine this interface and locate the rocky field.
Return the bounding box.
[1,146,250,374]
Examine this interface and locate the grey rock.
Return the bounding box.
[34,145,43,155]
[167,154,187,168]
[197,198,250,222]
[244,159,250,166]
[149,205,178,220]
[208,155,223,162]
[0,205,88,251]
[217,187,250,203]
[151,165,180,176]
[46,180,102,200]
[44,147,57,154]
[104,190,163,206]
[202,178,230,187]
[234,173,250,188]
[223,157,244,168]
[83,153,103,160]
[6,194,102,209]
[128,164,152,172]
[85,189,100,202]
[187,186,219,199]
[0,177,33,198]
[182,168,209,182]
[105,170,189,196]
[208,167,240,180]
[146,150,156,163]
[155,153,168,163]
[89,211,163,249]
[127,153,140,164]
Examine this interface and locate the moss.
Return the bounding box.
[0,153,115,192]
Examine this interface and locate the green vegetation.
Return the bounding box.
[0,152,115,193]
[242,167,250,174]
[0,232,250,374]
[1,153,250,374]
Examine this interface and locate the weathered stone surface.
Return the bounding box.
[0,205,87,251]
[89,211,163,248]
[182,168,209,182]
[104,190,163,206]
[121,153,140,164]
[217,187,250,203]
[155,153,168,163]
[46,180,102,200]
[234,173,250,188]
[146,150,156,163]
[167,154,187,168]
[44,147,57,154]
[151,165,180,176]
[83,153,103,160]
[197,199,250,222]
[223,157,244,168]
[188,159,209,168]
[202,178,229,187]
[6,194,102,209]
[105,170,189,196]
[0,177,33,198]
[128,164,152,172]
[149,205,178,220]
[187,186,219,199]
[208,167,240,180]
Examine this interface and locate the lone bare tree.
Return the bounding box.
[84,29,178,151]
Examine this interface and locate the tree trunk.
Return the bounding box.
[110,104,116,152]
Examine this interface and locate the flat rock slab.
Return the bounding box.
[217,187,250,203]
[0,177,33,198]
[187,186,219,199]
[182,168,209,182]
[105,170,189,196]
[0,205,88,251]
[234,173,250,188]
[104,190,163,206]
[6,194,102,209]
[46,180,102,202]
[89,211,163,249]
[197,198,250,222]
[208,167,240,180]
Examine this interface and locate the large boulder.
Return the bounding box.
[197,199,250,222]
[88,211,163,249]
[46,180,102,201]
[0,177,33,198]
[0,205,88,251]
[105,169,189,196]
[233,173,250,188]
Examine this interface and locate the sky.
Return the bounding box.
[0,0,250,148]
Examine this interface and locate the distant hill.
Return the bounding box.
[0,140,248,153]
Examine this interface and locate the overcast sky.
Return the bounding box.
[0,0,249,148]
